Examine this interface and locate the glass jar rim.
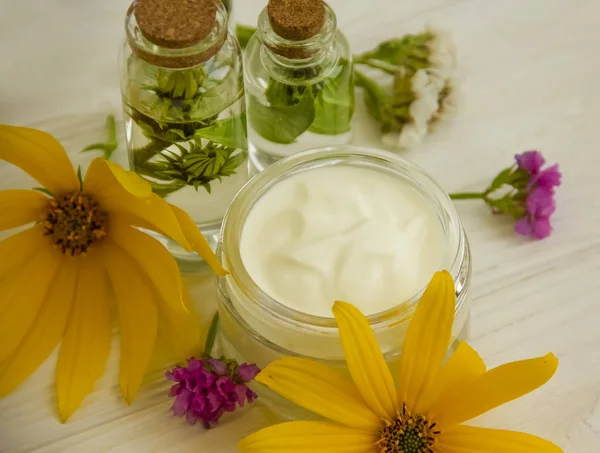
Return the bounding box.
[219,145,469,330]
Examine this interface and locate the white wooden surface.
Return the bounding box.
[1,0,599,451]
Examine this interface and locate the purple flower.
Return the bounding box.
[166,357,260,429]
[208,359,228,376]
[452,150,561,240]
[216,376,236,399]
[515,150,545,174]
[238,363,260,381]
[514,188,556,239]
[512,151,561,239]
[515,150,562,191]
[534,164,561,189]
[170,387,193,416]
[246,387,258,405]
[234,384,248,406]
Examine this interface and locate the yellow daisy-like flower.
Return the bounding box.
[239,271,562,453]
[0,125,226,422]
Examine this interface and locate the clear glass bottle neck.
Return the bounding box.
[255,4,339,82]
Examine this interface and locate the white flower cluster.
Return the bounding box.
[383,27,456,150]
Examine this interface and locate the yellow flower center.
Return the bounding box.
[43,192,107,256]
[377,405,440,453]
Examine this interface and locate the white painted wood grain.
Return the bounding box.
[1,0,599,451]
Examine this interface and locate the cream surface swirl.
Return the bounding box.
[240,165,447,317]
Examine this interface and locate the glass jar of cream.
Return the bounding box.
[216,146,471,416]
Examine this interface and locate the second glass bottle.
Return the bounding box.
[244,0,354,170]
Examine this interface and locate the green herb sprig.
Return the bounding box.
[126,56,247,197]
[136,139,246,196]
[81,115,118,160]
[352,32,452,135]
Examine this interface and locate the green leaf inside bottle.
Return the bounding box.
[248,58,354,143]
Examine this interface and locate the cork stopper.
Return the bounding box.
[268,0,326,41]
[135,0,216,49]
[128,0,225,68]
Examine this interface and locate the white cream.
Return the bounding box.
[240,165,447,317]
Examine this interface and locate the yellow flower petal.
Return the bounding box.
[0,190,48,231]
[169,204,226,276]
[108,217,185,314]
[0,257,78,397]
[435,342,487,394]
[0,245,61,363]
[0,225,48,279]
[420,341,486,416]
[437,425,563,453]
[239,421,378,453]
[256,357,382,431]
[104,240,157,404]
[56,253,111,422]
[102,160,152,197]
[432,353,559,427]
[332,301,397,420]
[155,279,202,362]
[0,125,79,194]
[396,270,455,413]
[83,158,190,249]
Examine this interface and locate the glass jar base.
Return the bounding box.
[143,220,221,273]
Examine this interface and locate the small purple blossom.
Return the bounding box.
[515,150,562,191]
[516,150,546,174]
[208,359,228,376]
[514,187,556,239]
[512,151,561,239]
[535,164,561,189]
[238,363,260,381]
[451,150,561,240]
[166,357,260,429]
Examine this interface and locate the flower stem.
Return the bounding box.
[204,312,220,355]
[131,139,170,165]
[354,56,401,75]
[353,68,389,122]
[353,68,377,90]
[449,192,486,200]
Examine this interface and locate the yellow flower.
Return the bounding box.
[0,125,226,422]
[239,271,561,453]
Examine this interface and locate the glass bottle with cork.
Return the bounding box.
[120,0,249,266]
[244,0,354,170]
